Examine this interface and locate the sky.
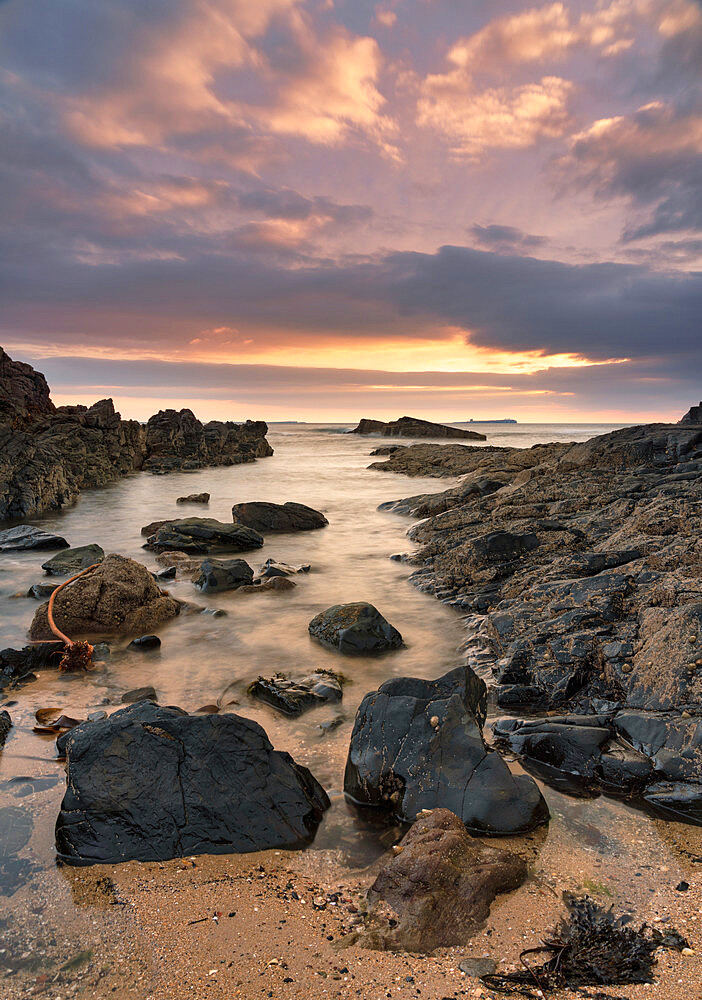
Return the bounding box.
[1,0,701,423]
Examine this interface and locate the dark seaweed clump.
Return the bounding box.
[483,894,689,997]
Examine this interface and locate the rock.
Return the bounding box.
[344,667,548,834]
[352,416,487,441]
[154,550,204,577]
[156,566,177,580]
[28,554,181,640]
[0,710,11,748]
[176,492,210,504]
[127,635,161,651]
[143,409,273,473]
[121,686,157,703]
[360,809,526,951]
[309,603,403,655]
[0,642,63,691]
[231,501,328,533]
[143,518,263,554]
[238,576,297,593]
[41,544,105,576]
[55,701,330,864]
[0,525,69,551]
[249,670,343,716]
[369,445,406,456]
[679,402,702,426]
[27,582,60,599]
[193,557,254,593]
[258,559,311,578]
[372,444,506,479]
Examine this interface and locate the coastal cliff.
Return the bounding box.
[0,348,272,519]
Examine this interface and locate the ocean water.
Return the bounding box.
[0,421,690,910]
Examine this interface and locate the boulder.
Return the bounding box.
[309,603,403,655]
[0,525,69,552]
[352,416,486,441]
[360,809,526,951]
[55,701,330,864]
[28,554,181,640]
[193,557,254,593]
[258,559,311,578]
[0,642,63,691]
[231,501,328,533]
[177,492,210,504]
[121,686,157,703]
[344,667,548,834]
[143,518,263,554]
[127,635,161,651]
[27,582,59,599]
[41,544,105,576]
[249,670,343,716]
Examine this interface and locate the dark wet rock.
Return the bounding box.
[193,557,254,593]
[127,635,161,651]
[177,492,210,504]
[121,686,157,703]
[0,642,62,691]
[344,667,548,834]
[231,501,328,533]
[309,603,403,655]
[55,701,330,864]
[238,576,297,593]
[0,525,69,552]
[258,558,311,578]
[250,670,343,717]
[359,809,526,952]
[29,554,181,640]
[369,445,406,456]
[27,582,60,599]
[352,416,486,441]
[143,517,263,554]
[372,444,506,479]
[41,544,105,576]
[143,409,272,473]
[156,566,177,580]
[0,710,11,748]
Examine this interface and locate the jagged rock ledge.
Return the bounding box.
[0,347,273,519]
[352,415,486,441]
[375,410,702,817]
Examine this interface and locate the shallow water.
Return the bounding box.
[2,421,694,904]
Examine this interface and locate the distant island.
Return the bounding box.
[468,418,517,424]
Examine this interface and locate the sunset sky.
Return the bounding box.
[1,0,701,422]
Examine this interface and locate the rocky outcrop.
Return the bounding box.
[177,492,210,504]
[379,410,702,819]
[309,603,403,654]
[679,402,702,425]
[371,443,508,478]
[344,666,549,834]
[353,416,486,441]
[0,349,273,520]
[143,409,273,473]
[143,517,264,554]
[0,642,65,691]
[359,809,526,951]
[55,701,330,864]
[231,501,328,532]
[29,554,180,640]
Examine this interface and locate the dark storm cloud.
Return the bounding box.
[471,225,549,251]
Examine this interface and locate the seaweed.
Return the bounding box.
[482,894,689,997]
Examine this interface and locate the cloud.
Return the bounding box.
[237,188,373,227]
[471,224,549,251]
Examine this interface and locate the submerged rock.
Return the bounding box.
[177,492,210,504]
[238,576,297,593]
[143,517,263,554]
[258,558,311,578]
[249,670,343,716]
[352,416,486,441]
[193,557,254,593]
[0,525,69,552]
[55,701,330,864]
[29,554,180,640]
[309,603,403,654]
[360,809,526,951]
[231,501,328,533]
[344,667,548,834]
[41,544,105,576]
[0,710,11,748]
